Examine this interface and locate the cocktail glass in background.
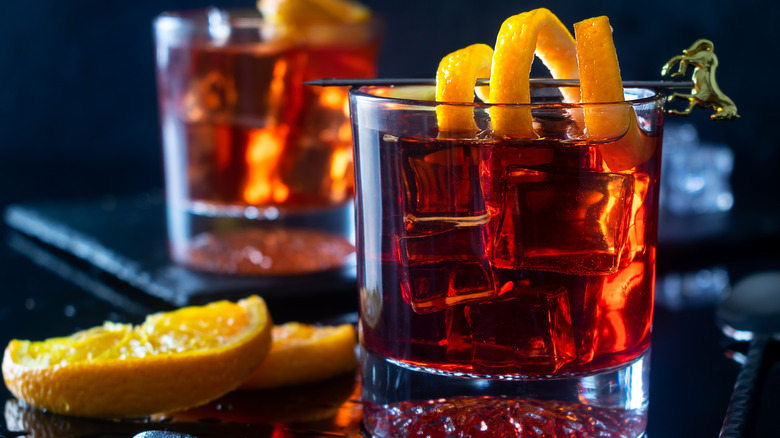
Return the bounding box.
[350,85,664,436]
[154,9,382,275]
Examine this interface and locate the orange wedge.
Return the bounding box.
[489,8,580,138]
[435,43,494,135]
[575,16,654,170]
[239,322,356,390]
[2,296,273,418]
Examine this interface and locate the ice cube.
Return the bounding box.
[399,219,495,314]
[182,70,237,122]
[401,144,487,217]
[567,275,606,364]
[397,141,497,314]
[466,283,575,375]
[493,166,634,275]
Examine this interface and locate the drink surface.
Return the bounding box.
[358,125,661,377]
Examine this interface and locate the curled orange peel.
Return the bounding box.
[575,16,653,170]
[434,9,580,138]
[435,43,494,136]
[434,8,655,171]
[574,15,628,139]
[489,8,580,138]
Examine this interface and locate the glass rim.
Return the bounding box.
[154,8,384,32]
[349,85,664,108]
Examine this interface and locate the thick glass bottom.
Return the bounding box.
[167,200,355,275]
[360,347,649,438]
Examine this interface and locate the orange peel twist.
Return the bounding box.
[575,16,654,171]
[488,8,580,138]
[435,43,493,136]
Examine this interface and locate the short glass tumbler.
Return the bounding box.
[349,85,665,437]
[154,8,382,275]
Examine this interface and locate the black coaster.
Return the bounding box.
[3,192,357,307]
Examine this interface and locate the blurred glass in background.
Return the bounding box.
[661,123,735,216]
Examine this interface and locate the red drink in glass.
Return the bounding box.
[351,85,663,437]
[362,134,659,377]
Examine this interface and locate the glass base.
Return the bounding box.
[167,200,356,275]
[361,347,650,438]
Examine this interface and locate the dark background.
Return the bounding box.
[0,0,777,207]
[0,1,778,437]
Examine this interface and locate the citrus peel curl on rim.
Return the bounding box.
[434,8,581,138]
[489,8,581,138]
[435,43,494,136]
[575,15,654,170]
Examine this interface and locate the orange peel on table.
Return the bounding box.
[2,296,273,418]
[239,321,357,390]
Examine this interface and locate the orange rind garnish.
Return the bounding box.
[434,9,656,169]
[2,296,273,418]
[239,322,357,390]
[575,15,654,170]
[574,15,628,139]
[489,8,580,137]
[258,0,370,26]
[257,0,372,45]
[435,43,494,136]
[434,8,580,138]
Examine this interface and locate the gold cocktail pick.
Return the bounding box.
[661,39,739,120]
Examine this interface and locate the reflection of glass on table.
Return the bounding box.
[350,86,665,436]
[154,9,382,275]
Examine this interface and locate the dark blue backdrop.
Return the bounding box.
[0,0,775,207]
[0,2,778,437]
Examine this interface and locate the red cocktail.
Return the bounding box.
[351,85,663,437]
[155,9,381,275]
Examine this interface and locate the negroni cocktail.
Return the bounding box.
[351,8,662,437]
[155,7,381,275]
[360,123,660,378]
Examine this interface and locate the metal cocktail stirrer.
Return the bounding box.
[306,39,740,120]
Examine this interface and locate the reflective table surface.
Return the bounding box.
[0,160,779,438]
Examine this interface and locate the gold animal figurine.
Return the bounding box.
[661,39,739,120]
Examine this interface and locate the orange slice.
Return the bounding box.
[575,16,654,170]
[435,43,494,135]
[258,0,371,26]
[239,322,356,390]
[489,8,580,138]
[2,296,273,418]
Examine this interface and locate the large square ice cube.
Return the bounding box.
[401,144,487,217]
[493,166,634,275]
